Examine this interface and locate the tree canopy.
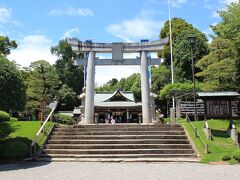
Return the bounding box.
[173,28,209,82]
[0,36,17,56]
[158,18,194,66]
[0,56,26,112]
[211,2,240,41]
[196,38,237,90]
[27,60,60,105]
[51,39,84,95]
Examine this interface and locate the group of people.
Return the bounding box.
[105,116,120,124]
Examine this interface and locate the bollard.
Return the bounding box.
[194,128,198,138]
[205,144,208,154]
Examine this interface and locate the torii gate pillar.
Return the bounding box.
[84,51,95,124]
[140,51,151,124]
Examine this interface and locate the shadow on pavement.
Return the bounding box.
[0,161,50,172]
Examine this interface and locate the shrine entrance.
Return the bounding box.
[68,38,167,124]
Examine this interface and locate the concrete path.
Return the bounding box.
[0,162,240,180]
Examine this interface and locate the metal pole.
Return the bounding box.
[168,0,175,122]
[191,45,197,121]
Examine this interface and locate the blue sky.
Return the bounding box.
[0,0,237,85]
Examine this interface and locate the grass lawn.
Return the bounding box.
[0,121,54,160]
[179,119,239,163]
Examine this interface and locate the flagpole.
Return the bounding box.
[168,0,175,121]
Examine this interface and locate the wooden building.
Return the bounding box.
[176,92,239,119]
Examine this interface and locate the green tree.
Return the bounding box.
[27,60,60,106]
[96,73,141,102]
[211,2,240,41]
[173,28,209,82]
[236,37,240,91]
[51,39,84,94]
[58,84,78,111]
[0,56,26,112]
[206,2,240,90]
[196,38,237,90]
[151,65,171,93]
[158,18,194,66]
[107,78,118,87]
[0,36,17,56]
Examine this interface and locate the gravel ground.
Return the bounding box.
[0,162,240,180]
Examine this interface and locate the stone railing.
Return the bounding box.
[203,121,212,140]
[231,124,239,148]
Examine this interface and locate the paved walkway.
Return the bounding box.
[0,162,240,180]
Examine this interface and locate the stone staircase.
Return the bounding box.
[38,124,197,162]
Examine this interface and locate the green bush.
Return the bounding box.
[10,117,18,121]
[0,111,10,122]
[54,113,73,124]
[221,152,231,161]
[233,150,240,161]
[0,137,31,159]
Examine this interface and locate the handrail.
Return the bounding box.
[30,101,58,157]
[186,114,208,154]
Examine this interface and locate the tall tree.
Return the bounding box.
[211,2,240,41]
[158,18,194,66]
[0,55,26,112]
[208,2,240,90]
[196,38,237,90]
[173,28,209,82]
[51,39,84,94]
[27,60,60,105]
[0,36,17,56]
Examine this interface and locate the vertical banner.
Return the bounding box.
[141,39,151,88]
[84,40,92,87]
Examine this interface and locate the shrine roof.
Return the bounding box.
[94,89,141,107]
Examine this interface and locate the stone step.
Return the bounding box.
[50,134,188,140]
[54,127,184,132]
[57,123,182,129]
[39,153,196,159]
[47,139,190,144]
[43,148,194,154]
[51,131,185,136]
[45,144,193,149]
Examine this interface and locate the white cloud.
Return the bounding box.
[8,35,57,67]
[49,7,93,16]
[212,11,219,18]
[171,0,187,7]
[62,28,80,38]
[107,17,163,42]
[220,0,238,4]
[0,7,11,24]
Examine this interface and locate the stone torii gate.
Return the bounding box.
[67,38,168,124]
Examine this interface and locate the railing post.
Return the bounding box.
[205,144,208,154]
[194,127,198,138]
[30,146,32,158]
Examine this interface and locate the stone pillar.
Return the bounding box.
[84,51,95,124]
[140,51,151,124]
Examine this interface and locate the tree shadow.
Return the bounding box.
[0,161,50,172]
[211,129,230,138]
